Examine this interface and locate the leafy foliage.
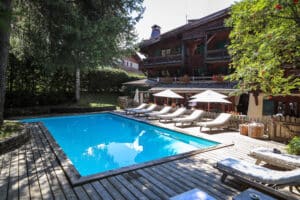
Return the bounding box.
[11,0,144,71]
[226,0,300,95]
[6,60,139,107]
[82,67,140,93]
[3,0,144,108]
[287,136,300,155]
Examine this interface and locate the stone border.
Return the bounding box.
[34,112,234,186]
[0,126,31,154]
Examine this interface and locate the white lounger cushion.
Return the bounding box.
[125,103,147,112]
[173,110,204,123]
[217,158,300,185]
[146,106,172,116]
[249,147,300,169]
[132,104,157,114]
[199,113,231,128]
[158,107,187,119]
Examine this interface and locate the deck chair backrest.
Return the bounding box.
[160,106,172,113]
[214,113,231,123]
[146,104,157,111]
[190,110,204,118]
[173,107,186,115]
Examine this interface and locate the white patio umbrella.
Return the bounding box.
[190,89,228,99]
[189,90,231,112]
[133,89,139,104]
[153,89,183,104]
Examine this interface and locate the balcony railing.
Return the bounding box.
[142,54,182,66]
[149,76,219,84]
[206,49,230,61]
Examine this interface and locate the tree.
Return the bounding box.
[226,0,300,102]
[0,0,12,125]
[0,0,144,124]
[11,0,144,102]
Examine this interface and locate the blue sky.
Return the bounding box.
[135,0,239,41]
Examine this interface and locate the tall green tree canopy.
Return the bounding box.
[226,0,300,96]
[11,0,144,70]
[0,0,144,123]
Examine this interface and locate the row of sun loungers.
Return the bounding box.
[125,103,232,131]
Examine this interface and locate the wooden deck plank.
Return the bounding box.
[36,125,78,200]
[137,169,177,196]
[143,167,186,193]
[83,183,103,200]
[108,176,139,200]
[90,181,114,200]
[99,179,126,200]
[115,175,149,200]
[7,148,19,200]
[26,139,43,199]
[152,164,195,191]
[32,125,66,200]
[18,144,30,199]
[121,173,161,199]
[74,186,91,200]
[0,151,12,200]
[30,132,54,200]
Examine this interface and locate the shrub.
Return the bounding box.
[287,136,300,155]
[82,67,140,93]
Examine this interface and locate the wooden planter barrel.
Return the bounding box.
[239,124,248,136]
[248,123,264,139]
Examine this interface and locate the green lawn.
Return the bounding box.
[73,93,119,108]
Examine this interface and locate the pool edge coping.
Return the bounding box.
[34,111,234,186]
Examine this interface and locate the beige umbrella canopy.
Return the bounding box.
[189,90,231,112]
[190,89,227,99]
[153,89,183,105]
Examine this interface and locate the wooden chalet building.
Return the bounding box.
[139,8,231,79]
[137,7,300,117]
[138,8,239,113]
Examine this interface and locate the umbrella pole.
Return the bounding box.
[208,102,210,112]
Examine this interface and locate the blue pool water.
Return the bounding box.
[22,113,219,176]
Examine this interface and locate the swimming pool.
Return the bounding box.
[22,113,219,178]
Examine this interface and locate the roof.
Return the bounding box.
[140,7,230,48]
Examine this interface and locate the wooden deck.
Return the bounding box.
[0,117,297,200]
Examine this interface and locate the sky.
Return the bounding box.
[135,0,239,41]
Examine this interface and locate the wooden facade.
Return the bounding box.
[139,8,231,78]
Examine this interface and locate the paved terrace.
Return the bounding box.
[0,113,297,200]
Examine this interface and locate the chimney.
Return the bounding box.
[150,24,161,39]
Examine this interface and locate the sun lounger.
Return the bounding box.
[158,107,187,122]
[132,104,157,116]
[145,106,172,119]
[249,147,300,170]
[125,103,148,114]
[173,110,205,127]
[216,157,300,200]
[199,113,231,132]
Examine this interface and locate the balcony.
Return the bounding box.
[142,54,182,67]
[205,49,230,63]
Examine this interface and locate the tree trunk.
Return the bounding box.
[75,67,80,102]
[0,0,12,125]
